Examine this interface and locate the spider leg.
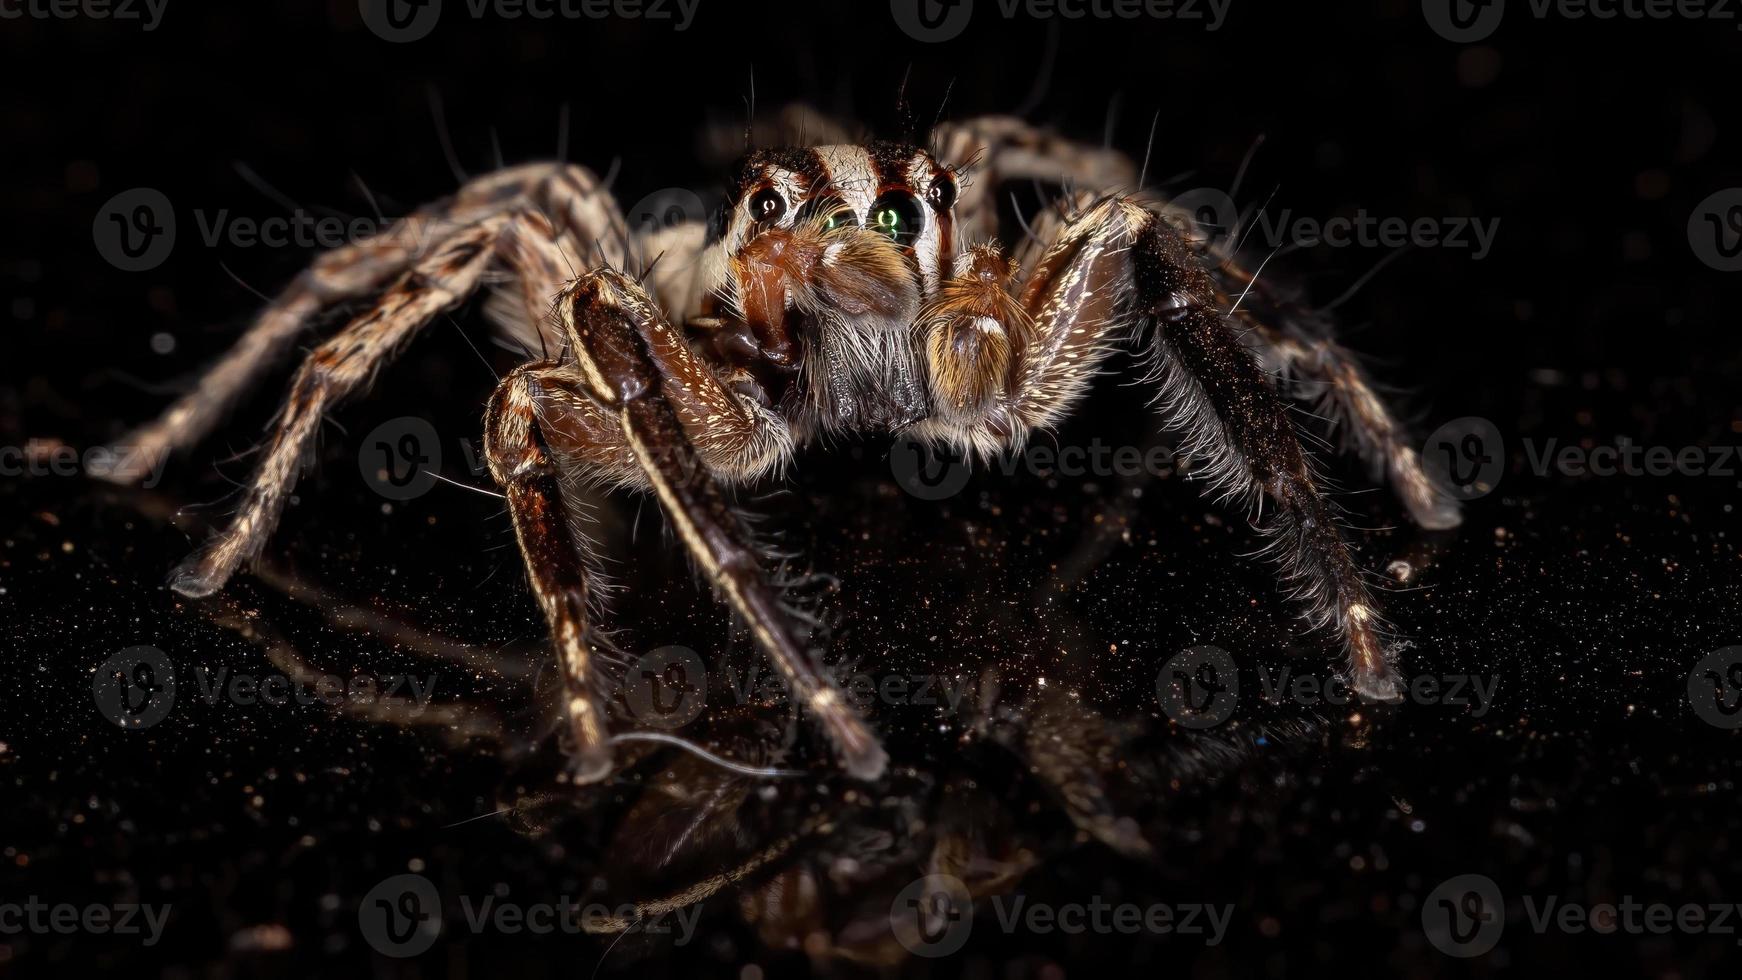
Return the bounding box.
[925,196,1405,700]
[1241,318,1462,530]
[168,211,516,598]
[934,119,1457,529]
[482,363,620,780]
[489,268,883,781]
[99,164,629,481]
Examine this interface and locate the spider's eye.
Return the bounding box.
[868,191,924,245]
[927,174,958,211]
[747,188,787,224]
[795,195,859,231]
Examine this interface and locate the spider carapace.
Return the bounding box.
[98,114,1461,784]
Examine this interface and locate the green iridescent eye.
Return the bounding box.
[868,191,924,245]
[796,196,857,231]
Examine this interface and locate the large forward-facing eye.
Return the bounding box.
[868,191,925,245]
[795,195,859,231]
[747,187,787,225]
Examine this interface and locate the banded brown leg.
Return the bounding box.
[483,268,883,780]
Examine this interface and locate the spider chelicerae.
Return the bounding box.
[98,108,1461,783]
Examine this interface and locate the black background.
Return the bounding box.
[3,0,1742,976]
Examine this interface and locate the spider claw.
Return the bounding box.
[1352,668,1406,704]
[567,743,614,784]
[1411,494,1465,532]
[840,739,890,782]
[168,559,222,599]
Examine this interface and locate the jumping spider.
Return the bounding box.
[99,111,1461,783]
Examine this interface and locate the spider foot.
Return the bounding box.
[167,555,226,599]
[840,738,890,783]
[566,743,614,784]
[1351,665,1406,704]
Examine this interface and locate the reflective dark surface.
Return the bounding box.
[4,2,1742,976]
